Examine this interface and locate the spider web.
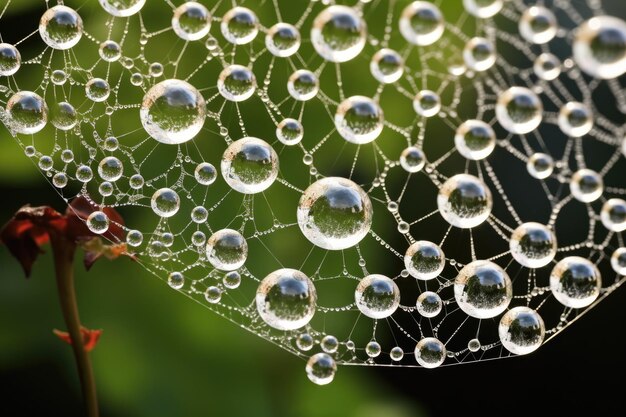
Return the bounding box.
[1,0,625,381]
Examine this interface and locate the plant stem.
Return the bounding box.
[50,233,99,417]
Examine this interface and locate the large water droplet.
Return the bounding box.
[297,177,373,250]
[256,268,317,330]
[140,79,206,145]
[220,137,279,194]
[311,5,366,62]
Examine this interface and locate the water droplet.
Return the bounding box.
[496,87,543,134]
[266,23,300,58]
[550,256,601,309]
[99,0,145,17]
[454,119,496,160]
[126,230,143,247]
[140,79,206,144]
[600,198,626,232]
[558,102,593,137]
[390,346,404,361]
[129,174,144,189]
[130,73,143,86]
[206,228,247,271]
[256,268,316,330]
[366,341,381,358]
[53,173,68,188]
[50,102,77,131]
[416,291,442,318]
[448,56,467,76]
[405,241,445,280]
[454,260,512,318]
[311,5,366,62]
[370,48,404,83]
[87,211,109,234]
[161,233,174,248]
[321,335,339,353]
[217,65,256,102]
[39,6,83,50]
[85,78,110,102]
[221,137,279,194]
[149,62,164,77]
[570,169,603,203]
[400,146,426,173]
[195,162,217,185]
[24,146,36,157]
[99,182,113,196]
[463,37,496,72]
[76,165,93,182]
[168,272,185,289]
[355,274,400,319]
[190,206,208,223]
[499,307,545,355]
[533,53,561,80]
[0,43,21,76]
[400,2,444,46]
[51,70,67,85]
[413,90,441,117]
[205,286,222,304]
[296,333,314,351]
[6,91,48,134]
[61,149,74,163]
[191,231,206,246]
[288,69,319,101]
[527,153,554,179]
[305,353,336,385]
[99,40,121,62]
[151,187,180,217]
[221,7,258,45]
[610,248,626,275]
[437,174,492,229]
[510,222,557,268]
[172,2,211,41]
[98,156,123,181]
[467,338,481,352]
[298,177,373,250]
[38,155,53,171]
[414,337,446,368]
[573,16,626,79]
[463,0,502,19]
[223,271,241,289]
[276,118,304,146]
[519,6,557,44]
[334,96,384,144]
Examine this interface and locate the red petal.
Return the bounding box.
[13,205,64,223]
[65,196,125,242]
[53,329,72,345]
[82,328,103,352]
[53,327,103,352]
[64,196,95,239]
[101,206,125,242]
[83,247,103,271]
[0,204,65,277]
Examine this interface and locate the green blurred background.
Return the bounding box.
[1,0,626,416]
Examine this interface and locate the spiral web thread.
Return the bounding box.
[1,0,625,377]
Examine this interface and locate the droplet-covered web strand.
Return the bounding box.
[1,0,626,385]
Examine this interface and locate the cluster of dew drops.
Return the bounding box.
[1,0,626,385]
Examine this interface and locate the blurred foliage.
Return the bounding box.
[0,226,421,417]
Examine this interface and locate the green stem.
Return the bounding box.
[50,233,99,417]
